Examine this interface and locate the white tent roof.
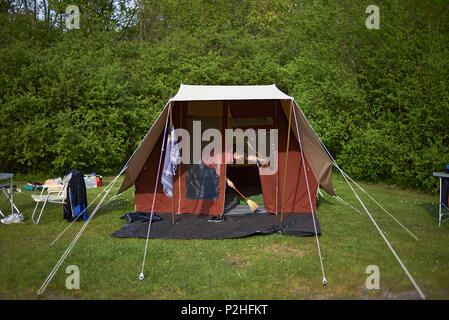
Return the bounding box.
[171,84,292,101]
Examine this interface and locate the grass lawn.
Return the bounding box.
[0,172,448,300]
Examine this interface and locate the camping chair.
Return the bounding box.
[31,181,69,224]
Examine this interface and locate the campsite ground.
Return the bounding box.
[1,172,448,300]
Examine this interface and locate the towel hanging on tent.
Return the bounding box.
[161,125,180,198]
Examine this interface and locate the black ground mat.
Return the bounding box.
[111,212,321,239]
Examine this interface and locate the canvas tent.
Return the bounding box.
[117,84,335,217]
[39,84,426,299]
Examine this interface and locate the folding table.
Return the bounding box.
[433,172,449,226]
[0,173,21,217]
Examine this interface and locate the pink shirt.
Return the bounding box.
[204,145,233,169]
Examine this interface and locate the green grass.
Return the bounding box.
[1,172,448,300]
[239,193,264,206]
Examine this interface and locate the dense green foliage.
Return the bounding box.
[1,0,448,192]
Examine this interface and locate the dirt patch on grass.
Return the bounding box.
[358,287,422,300]
[146,286,187,299]
[223,256,251,268]
[44,293,84,300]
[263,242,311,258]
[265,278,348,299]
[380,290,423,300]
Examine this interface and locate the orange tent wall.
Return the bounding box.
[135,100,318,215]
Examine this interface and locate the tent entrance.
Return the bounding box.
[224,165,269,215]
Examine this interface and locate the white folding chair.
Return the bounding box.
[31,181,69,224]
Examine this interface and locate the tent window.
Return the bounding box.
[185,164,220,200]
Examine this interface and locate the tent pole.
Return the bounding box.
[169,103,175,225]
[280,100,293,222]
[171,197,175,224]
[275,102,278,216]
[178,103,182,215]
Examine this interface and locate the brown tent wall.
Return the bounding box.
[134,102,179,213]
[280,100,335,197]
[134,99,325,215]
[135,101,227,215]
[259,102,318,214]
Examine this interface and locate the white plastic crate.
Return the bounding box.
[84,176,97,189]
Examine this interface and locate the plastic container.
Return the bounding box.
[84,176,97,189]
[96,176,102,187]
